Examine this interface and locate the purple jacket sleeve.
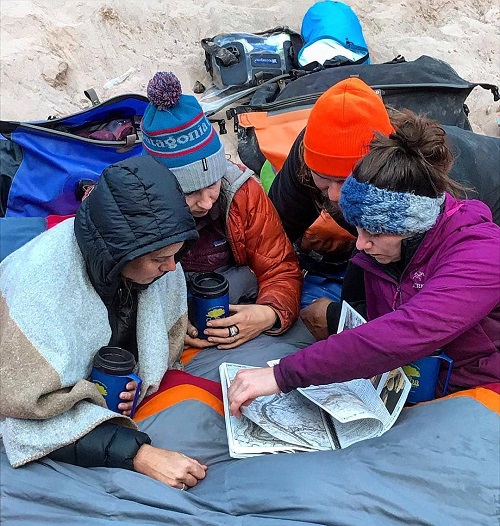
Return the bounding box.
[274,222,500,392]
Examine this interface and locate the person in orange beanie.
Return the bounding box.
[269,77,394,245]
[268,77,394,339]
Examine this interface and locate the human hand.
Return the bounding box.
[300,298,332,341]
[204,304,278,350]
[184,320,215,349]
[228,366,280,418]
[118,380,139,416]
[133,444,207,489]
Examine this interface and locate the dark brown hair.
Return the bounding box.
[297,140,328,212]
[297,141,315,189]
[352,110,465,198]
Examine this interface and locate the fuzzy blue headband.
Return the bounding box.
[339,176,445,234]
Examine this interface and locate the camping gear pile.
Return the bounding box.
[0,2,499,523]
[1,1,498,265]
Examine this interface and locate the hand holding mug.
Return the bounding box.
[205,304,278,349]
[91,346,142,417]
[118,380,140,416]
[184,320,216,350]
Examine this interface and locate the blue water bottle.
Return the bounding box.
[403,351,453,404]
[91,346,142,417]
[190,272,229,339]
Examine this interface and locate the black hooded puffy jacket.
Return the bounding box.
[49,156,198,470]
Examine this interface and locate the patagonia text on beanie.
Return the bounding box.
[303,77,394,177]
[141,72,226,193]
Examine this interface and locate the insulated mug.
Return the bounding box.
[190,271,230,339]
[91,346,142,417]
[403,351,453,404]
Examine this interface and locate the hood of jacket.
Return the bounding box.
[74,155,198,303]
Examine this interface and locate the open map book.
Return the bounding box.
[220,302,411,458]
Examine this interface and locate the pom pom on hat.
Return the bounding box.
[141,71,226,193]
[147,71,182,110]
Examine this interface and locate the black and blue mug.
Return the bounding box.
[403,351,453,404]
[190,272,229,339]
[91,346,142,417]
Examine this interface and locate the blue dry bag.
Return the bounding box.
[298,0,370,67]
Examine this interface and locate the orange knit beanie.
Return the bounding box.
[303,77,394,177]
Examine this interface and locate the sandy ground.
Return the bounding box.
[1,0,499,161]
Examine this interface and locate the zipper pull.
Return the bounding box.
[392,285,401,310]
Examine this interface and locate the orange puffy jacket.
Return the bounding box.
[225,174,302,334]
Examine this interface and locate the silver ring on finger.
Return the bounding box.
[228,325,239,338]
[180,482,187,491]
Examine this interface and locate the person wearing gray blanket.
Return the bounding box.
[0,155,208,490]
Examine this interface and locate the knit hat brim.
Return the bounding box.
[168,143,227,193]
[304,147,369,177]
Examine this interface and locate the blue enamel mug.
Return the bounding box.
[403,351,453,404]
[91,346,142,417]
[190,272,229,339]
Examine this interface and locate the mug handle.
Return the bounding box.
[437,353,454,397]
[126,372,142,418]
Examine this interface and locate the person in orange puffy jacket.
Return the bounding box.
[141,72,302,350]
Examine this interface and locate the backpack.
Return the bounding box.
[229,55,499,174]
[0,90,148,217]
[201,27,303,90]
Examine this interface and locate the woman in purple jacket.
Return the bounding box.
[228,110,500,416]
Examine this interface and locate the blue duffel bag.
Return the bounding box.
[0,90,148,217]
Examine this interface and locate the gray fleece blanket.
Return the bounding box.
[0,219,188,467]
[1,326,499,525]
